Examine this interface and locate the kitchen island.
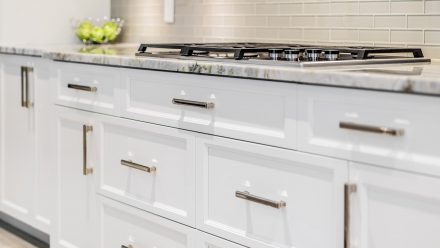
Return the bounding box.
[1,44,440,248]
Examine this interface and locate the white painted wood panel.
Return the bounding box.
[54,62,121,115]
[97,114,196,226]
[98,196,196,248]
[298,85,440,176]
[349,162,440,248]
[54,107,98,248]
[196,135,348,248]
[121,69,297,150]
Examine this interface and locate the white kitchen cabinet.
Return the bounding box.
[298,85,440,176]
[0,55,54,233]
[196,135,348,248]
[347,162,440,248]
[98,196,196,248]
[53,107,99,248]
[97,113,196,226]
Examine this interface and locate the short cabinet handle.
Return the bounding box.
[82,125,94,175]
[121,160,156,173]
[172,98,215,109]
[235,191,286,209]
[339,122,404,136]
[68,83,97,92]
[20,66,33,108]
[344,183,357,248]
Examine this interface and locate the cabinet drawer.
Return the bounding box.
[54,62,120,114]
[98,114,196,226]
[121,69,297,149]
[348,162,440,248]
[196,135,348,248]
[98,196,195,248]
[196,231,245,248]
[298,85,440,176]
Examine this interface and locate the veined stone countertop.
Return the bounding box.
[1,43,440,96]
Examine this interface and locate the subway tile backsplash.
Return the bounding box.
[112,0,440,58]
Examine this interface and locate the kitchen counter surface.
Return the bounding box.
[2,43,440,96]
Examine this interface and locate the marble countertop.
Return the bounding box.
[2,43,440,96]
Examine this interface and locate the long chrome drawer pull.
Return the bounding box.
[339,122,404,136]
[344,184,357,248]
[121,160,156,173]
[21,66,27,107]
[68,83,97,92]
[172,98,215,109]
[235,191,286,209]
[20,66,33,108]
[82,125,94,175]
[121,245,133,248]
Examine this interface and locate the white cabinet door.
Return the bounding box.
[0,56,36,226]
[54,106,99,248]
[348,163,440,248]
[196,135,348,248]
[97,114,196,226]
[0,55,54,233]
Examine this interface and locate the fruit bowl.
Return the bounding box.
[73,17,124,44]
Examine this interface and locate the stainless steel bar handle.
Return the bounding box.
[344,183,357,248]
[121,245,133,248]
[339,122,404,136]
[21,66,26,107]
[82,125,94,175]
[172,98,215,109]
[121,159,156,173]
[235,191,286,209]
[20,66,33,108]
[68,83,97,92]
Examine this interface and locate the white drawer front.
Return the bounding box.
[298,85,440,176]
[98,115,196,226]
[55,62,120,114]
[121,70,297,149]
[196,135,348,248]
[196,231,246,248]
[99,196,196,248]
[349,162,440,248]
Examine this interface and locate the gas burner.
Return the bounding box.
[324,50,340,61]
[284,49,302,61]
[306,49,323,61]
[135,43,429,66]
[268,49,284,60]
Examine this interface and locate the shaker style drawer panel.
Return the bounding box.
[196,231,246,248]
[54,62,121,114]
[298,85,440,176]
[196,135,348,248]
[121,69,297,149]
[98,196,196,248]
[97,114,196,226]
[348,162,440,248]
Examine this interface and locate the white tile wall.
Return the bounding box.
[112,0,440,58]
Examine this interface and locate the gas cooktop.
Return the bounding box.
[136,43,431,67]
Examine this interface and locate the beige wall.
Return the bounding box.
[112,0,440,58]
